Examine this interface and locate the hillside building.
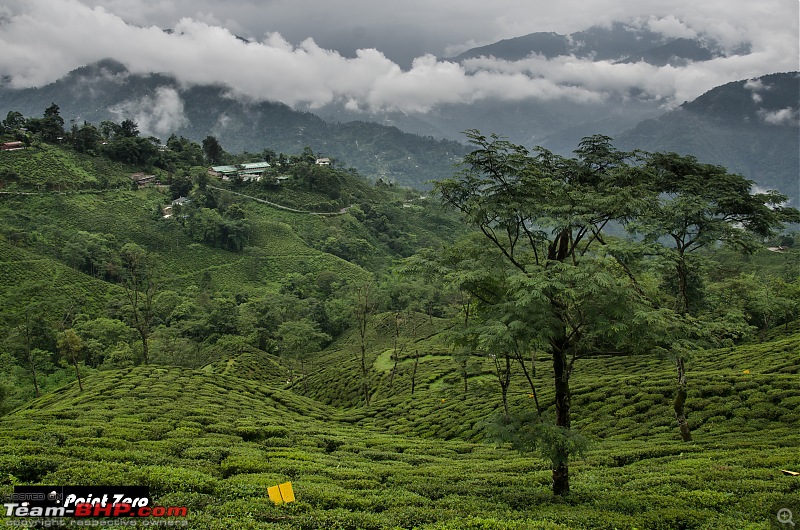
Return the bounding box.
[209,162,272,182]
[1,141,25,151]
[129,173,157,188]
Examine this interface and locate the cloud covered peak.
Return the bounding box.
[0,0,796,114]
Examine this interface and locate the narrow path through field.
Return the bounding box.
[209,186,351,216]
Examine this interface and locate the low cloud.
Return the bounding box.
[110,87,189,137]
[744,78,767,92]
[0,0,797,115]
[758,107,799,126]
[646,15,698,39]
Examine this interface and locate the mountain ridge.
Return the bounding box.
[616,71,800,203]
[449,21,736,66]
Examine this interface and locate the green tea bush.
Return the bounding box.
[220,455,274,477]
[42,461,139,485]
[291,507,387,530]
[635,507,714,530]
[0,455,60,483]
[136,465,218,495]
[184,446,232,464]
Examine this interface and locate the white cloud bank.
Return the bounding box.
[0,0,796,113]
[110,87,189,137]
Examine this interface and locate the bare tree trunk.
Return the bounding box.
[514,345,542,419]
[354,283,375,406]
[72,358,84,392]
[301,359,309,393]
[21,321,41,398]
[492,353,512,417]
[360,342,370,407]
[138,328,150,366]
[411,348,419,395]
[27,348,40,398]
[389,312,402,389]
[389,354,398,389]
[674,357,692,441]
[552,345,571,496]
[673,253,693,442]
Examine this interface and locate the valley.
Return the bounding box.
[0,113,798,528]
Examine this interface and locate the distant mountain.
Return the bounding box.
[616,72,800,203]
[318,22,746,156]
[616,37,714,67]
[0,60,467,190]
[450,22,734,65]
[451,32,569,62]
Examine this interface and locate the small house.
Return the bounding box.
[1,141,24,151]
[209,165,239,180]
[238,162,271,181]
[129,173,157,188]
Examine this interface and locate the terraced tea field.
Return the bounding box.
[1,326,797,529]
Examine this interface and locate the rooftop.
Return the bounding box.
[240,162,271,170]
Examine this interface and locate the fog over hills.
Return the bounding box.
[0,15,796,197]
[314,20,763,153]
[449,22,741,64]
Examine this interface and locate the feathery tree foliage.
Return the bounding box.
[434,130,799,495]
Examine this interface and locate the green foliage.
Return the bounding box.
[0,338,795,528]
[0,115,799,527]
[0,143,132,191]
[487,412,591,468]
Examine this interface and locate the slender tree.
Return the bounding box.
[634,152,800,440]
[119,243,158,365]
[202,135,225,165]
[57,329,84,391]
[352,282,377,406]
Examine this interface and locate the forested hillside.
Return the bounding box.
[616,72,800,203]
[1,112,799,528]
[0,60,468,190]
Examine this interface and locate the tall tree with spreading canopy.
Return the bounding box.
[436,131,655,495]
[41,103,65,142]
[435,131,800,495]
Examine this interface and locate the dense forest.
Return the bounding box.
[1,105,799,528]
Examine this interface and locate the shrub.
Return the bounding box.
[136,465,218,495]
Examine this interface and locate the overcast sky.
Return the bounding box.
[0,0,797,113]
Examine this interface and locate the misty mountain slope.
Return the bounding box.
[450,22,732,65]
[0,60,467,189]
[616,72,800,203]
[616,37,715,66]
[330,21,744,156]
[451,31,569,61]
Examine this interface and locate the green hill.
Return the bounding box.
[0,327,797,529]
[0,60,468,190]
[1,129,799,529]
[0,140,466,404]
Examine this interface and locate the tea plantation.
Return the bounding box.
[0,324,797,529]
[1,139,798,529]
